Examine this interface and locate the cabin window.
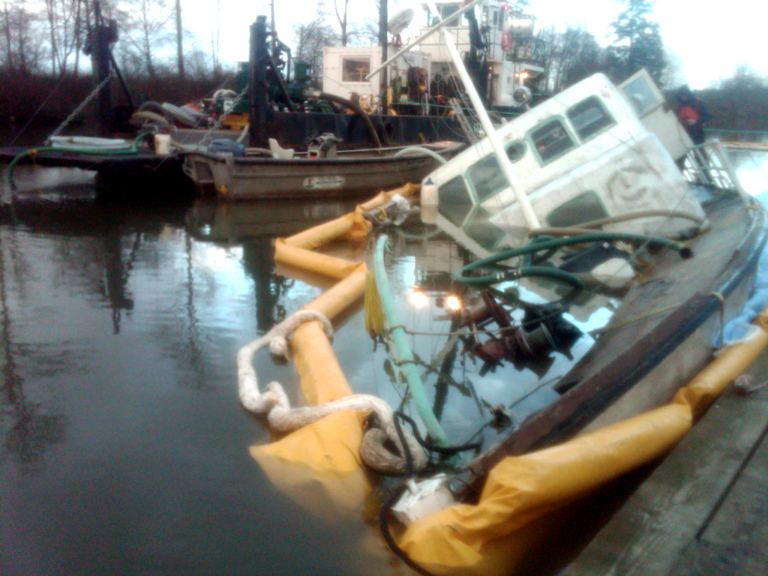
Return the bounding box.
[342,58,370,82]
[438,175,475,226]
[567,96,616,141]
[530,119,575,164]
[622,76,659,115]
[468,155,506,202]
[546,191,609,228]
[463,207,507,251]
[466,140,528,202]
[426,4,467,26]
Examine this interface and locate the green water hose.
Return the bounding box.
[453,232,693,286]
[374,235,449,447]
[6,131,154,190]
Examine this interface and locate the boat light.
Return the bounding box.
[410,290,429,308]
[446,295,462,312]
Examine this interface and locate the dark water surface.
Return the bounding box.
[1,168,393,576]
[2,165,588,575]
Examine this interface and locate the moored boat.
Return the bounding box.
[181,140,463,199]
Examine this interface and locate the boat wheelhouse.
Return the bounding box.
[423,72,705,249]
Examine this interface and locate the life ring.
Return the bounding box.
[500,30,511,51]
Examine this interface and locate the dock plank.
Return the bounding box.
[564,351,768,576]
[670,402,768,576]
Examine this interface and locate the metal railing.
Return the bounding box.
[681,139,747,195]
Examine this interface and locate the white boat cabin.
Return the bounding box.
[322,45,432,109]
[423,72,705,250]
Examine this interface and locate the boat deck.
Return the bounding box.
[564,343,768,575]
[0,146,181,173]
[463,190,768,484]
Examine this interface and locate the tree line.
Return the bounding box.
[1,0,766,138]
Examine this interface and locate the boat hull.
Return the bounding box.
[182,144,462,200]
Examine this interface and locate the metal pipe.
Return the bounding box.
[249,16,269,148]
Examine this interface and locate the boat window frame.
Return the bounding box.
[621,74,662,116]
[437,174,478,227]
[566,96,617,144]
[463,138,529,203]
[341,57,372,83]
[526,115,578,166]
[545,190,610,228]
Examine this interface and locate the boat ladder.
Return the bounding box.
[681,139,747,195]
[449,98,480,144]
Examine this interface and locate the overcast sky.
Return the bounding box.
[183,0,761,89]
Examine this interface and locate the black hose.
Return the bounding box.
[319,92,386,148]
[379,482,436,576]
[396,412,482,456]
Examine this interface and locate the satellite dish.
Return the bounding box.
[388,8,414,35]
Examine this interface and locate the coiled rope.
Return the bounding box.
[236,309,427,474]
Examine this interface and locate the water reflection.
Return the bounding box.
[0,176,388,576]
[1,240,66,473]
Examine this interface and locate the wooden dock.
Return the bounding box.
[564,345,768,575]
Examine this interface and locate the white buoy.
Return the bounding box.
[421,178,439,224]
[154,134,171,155]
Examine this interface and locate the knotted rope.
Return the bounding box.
[237,310,427,474]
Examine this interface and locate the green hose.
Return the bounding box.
[6,131,154,189]
[374,235,450,447]
[453,232,692,286]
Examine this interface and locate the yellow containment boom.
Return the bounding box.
[396,309,768,575]
[248,184,418,524]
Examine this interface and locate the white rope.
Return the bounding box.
[237,310,428,474]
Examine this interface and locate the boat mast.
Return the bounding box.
[379,0,388,114]
[90,1,112,136]
[249,16,269,148]
[368,1,540,230]
[425,0,540,229]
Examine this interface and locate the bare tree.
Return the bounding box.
[43,0,83,76]
[333,0,350,46]
[175,0,184,80]
[659,45,686,90]
[0,0,45,75]
[534,24,604,95]
[293,4,339,82]
[119,0,174,80]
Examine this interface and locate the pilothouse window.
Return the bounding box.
[530,119,575,163]
[466,140,528,202]
[342,58,370,82]
[622,76,659,115]
[438,176,474,226]
[567,96,616,141]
